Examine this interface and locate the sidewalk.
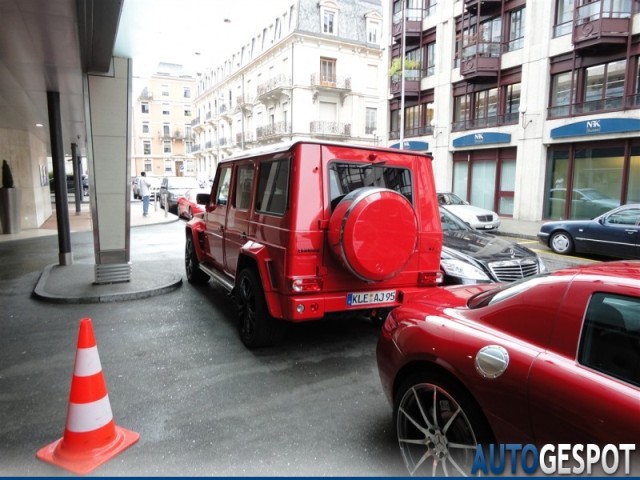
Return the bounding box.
[1,198,184,304]
[0,197,177,243]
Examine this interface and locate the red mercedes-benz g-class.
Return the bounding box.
[185,141,442,347]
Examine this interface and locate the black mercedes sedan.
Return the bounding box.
[538,204,640,259]
[439,207,546,284]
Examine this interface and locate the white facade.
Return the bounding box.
[193,0,386,179]
[389,0,640,222]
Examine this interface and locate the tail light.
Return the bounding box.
[290,277,323,293]
[418,271,443,286]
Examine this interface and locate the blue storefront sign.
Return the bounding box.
[389,140,429,151]
[550,118,640,139]
[452,132,511,148]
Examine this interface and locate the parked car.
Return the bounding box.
[548,187,619,219]
[438,192,500,230]
[377,261,640,476]
[50,174,88,196]
[538,204,640,258]
[159,176,200,213]
[185,141,443,348]
[132,175,161,200]
[440,207,545,284]
[177,188,209,220]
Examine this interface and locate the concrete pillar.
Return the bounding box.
[84,57,132,283]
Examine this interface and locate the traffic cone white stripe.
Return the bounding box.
[73,346,102,377]
[66,395,114,433]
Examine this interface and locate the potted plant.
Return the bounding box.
[388,57,421,81]
[0,159,21,234]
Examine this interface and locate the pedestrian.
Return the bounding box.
[139,171,151,217]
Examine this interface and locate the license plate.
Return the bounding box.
[347,290,396,307]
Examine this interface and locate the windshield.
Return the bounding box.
[438,192,466,205]
[467,273,551,309]
[440,207,470,232]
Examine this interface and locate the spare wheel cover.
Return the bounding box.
[329,187,418,282]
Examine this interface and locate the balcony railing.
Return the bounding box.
[391,9,422,45]
[459,41,501,79]
[256,74,291,99]
[451,113,519,132]
[464,0,502,14]
[573,0,632,50]
[390,72,421,97]
[310,121,351,137]
[310,73,352,90]
[547,95,638,119]
[256,121,291,140]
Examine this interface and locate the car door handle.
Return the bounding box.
[625,229,636,234]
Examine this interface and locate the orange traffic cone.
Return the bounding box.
[36,317,139,475]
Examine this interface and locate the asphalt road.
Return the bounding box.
[0,221,597,476]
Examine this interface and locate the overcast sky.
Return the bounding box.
[115,0,294,77]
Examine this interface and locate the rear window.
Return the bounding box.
[328,161,413,209]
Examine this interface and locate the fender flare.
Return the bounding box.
[236,241,284,319]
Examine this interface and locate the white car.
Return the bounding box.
[437,192,501,230]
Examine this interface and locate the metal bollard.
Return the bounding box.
[154,194,158,211]
[163,195,168,218]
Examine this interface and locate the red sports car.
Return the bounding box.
[377,261,640,476]
[177,188,209,220]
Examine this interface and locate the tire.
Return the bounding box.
[185,234,209,285]
[235,268,285,348]
[393,372,493,476]
[550,231,574,255]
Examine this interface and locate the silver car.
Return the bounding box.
[438,192,501,230]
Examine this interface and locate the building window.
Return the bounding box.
[144,160,152,172]
[184,105,192,117]
[185,125,192,140]
[183,87,191,98]
[549,58,630,118]
[505,83,521,124]
[165,159,172,173]
[366,107,377,134]
[367,20,380,44]
[142,122,150,134]
[161,84,169,97]
[424,0,437,17]
[143,140,151,155]
[507,7,526,52]
[163,140,171,154]
[554,0,575,37]
[320,57,337,84]
[405,104,422,137]
[322,9,337,35]
[163,123,170,137]
[425,42,436,77]
[162,103,170,115]
[141,102,149,114]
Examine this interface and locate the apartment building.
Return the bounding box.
[390,0,640,222]
[192,0,385,178]
[132,63,196,178]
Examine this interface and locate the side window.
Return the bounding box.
[234,164,255,210]
[256,159,290,215]
[605,208,640,226]
[215,167,232,206]
[578,293,640,386]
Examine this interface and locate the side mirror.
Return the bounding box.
[196,193,211,205]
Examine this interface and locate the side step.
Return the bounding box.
[199,263,234,292]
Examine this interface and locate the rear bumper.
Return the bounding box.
[271,286,436,322]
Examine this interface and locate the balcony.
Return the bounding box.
[310,121,351,138]
[235,95,253,112]
[459,41,501,79]
[256,74,292,104]
[391,9,422,46]
[389,70,421,98]
[256,121,291,141]
[572,1,631,51]
[310,73,352,104]
[464,0,502,15]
